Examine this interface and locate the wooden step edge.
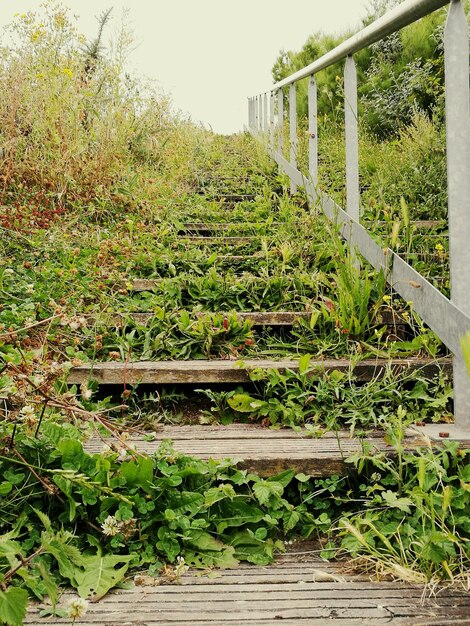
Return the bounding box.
[114,311,310,327]
[178,236,258,244]
[81,426,467,478]
[129,274,265,291]
[370,219,447,230]
[181,223,280,232]
[67,357,453,386]
[196,193,257,201]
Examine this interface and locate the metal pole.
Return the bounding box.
[445,0,470,429]
[308,75,318,191]
[289,83,297,195]
[277,89,284,154]
[270,92,275,151]
[344,55,360,222]
[263,93,268,135]
[258,96,263,134]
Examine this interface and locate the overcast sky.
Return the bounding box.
[1,0,373,134]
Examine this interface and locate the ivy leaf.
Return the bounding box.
[0,588,28,626]
[75,554,131,601]
[381,490,413,513]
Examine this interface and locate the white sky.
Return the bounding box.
[1,0,372,134]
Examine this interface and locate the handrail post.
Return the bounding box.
[445,0,470,429]
[263,93,268,136]
[289,83,297,195]
[344,55,360,222]
[254,97,258,134]
[259,94,262,134]
[308,75,318,193]
[277,89,284,154]
[270,92,275,151]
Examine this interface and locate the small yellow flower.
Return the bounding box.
[62,67,74,78]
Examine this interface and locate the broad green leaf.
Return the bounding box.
[216,500,264,532]
[253,480,284,506]
[32,508,51,531]
[229,530,273,565]
[121,457,154,492]
[0,588,28,626]
[75,554,131,600]
[204,484,236,507]
[0,483,12,496]
[45,538,85,586]
[283,510,300,532]
[227,393,257,413]
[269,470,294,488]
[381,490,413,513]
[298,353,311,375]
[58,439,85,470]
[37,560,59,609]
[171,491,205,516]
[184,530,226,552]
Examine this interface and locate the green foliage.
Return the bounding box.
[0,589,28,626]
[200,365,452,431]
[0,419,347,617]
[338,415,470,581]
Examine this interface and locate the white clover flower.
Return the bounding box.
[3,268,14,276]
[117,448,127,461]
[69,319,80,331]
[101,515,121,537]
[80,383,93,401]
[19,405,36,420]
[175,556,189,577]
[101,443,112,455]
[26,284,34,295]
[67,597,88,619]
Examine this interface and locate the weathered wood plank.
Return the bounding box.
[181,223,278,232]
[114,309,409,327]
[179,236,258,244]
[83,425,466,477]
[25,557,470,625]
[116,311,310,326]
[68,357,452,385]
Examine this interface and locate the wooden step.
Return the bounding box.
[115,311,310,327]
[26,556,470,625]
[67,357,452,385]
[179,236,258,245]
[129,274,265,291]
[368,220,448,232]
[111,307,407,326]
[82,425,461,476]
[181,223,277,233]
[197,193,257,202]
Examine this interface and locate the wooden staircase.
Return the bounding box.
[50,145,469,626]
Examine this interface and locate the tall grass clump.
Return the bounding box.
[0,2,205,212]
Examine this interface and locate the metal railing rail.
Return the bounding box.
[248,0,470,430]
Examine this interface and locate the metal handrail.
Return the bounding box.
[261,0,450,93]
[248,0,470,431]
